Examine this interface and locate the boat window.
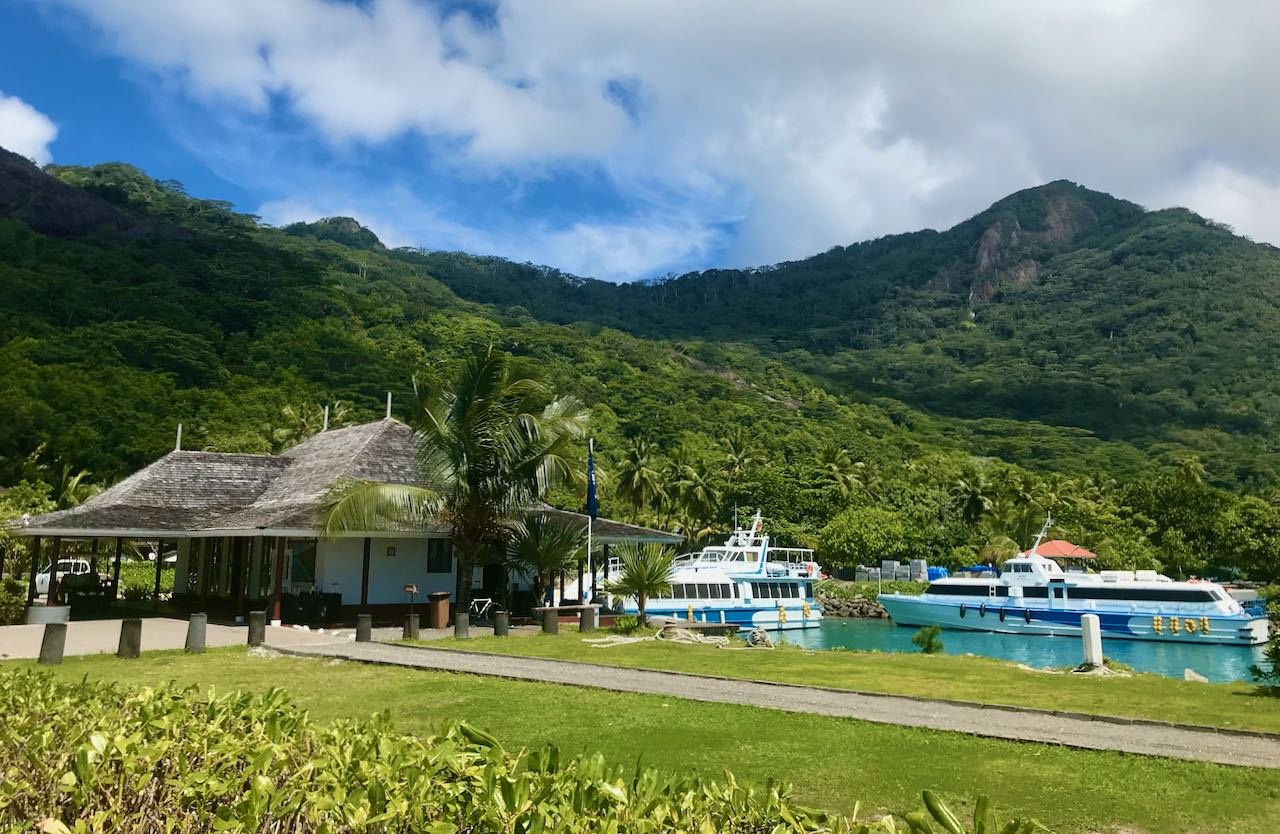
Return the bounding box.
[1067,587,1218,603]
[926,583,1004,597]
[694,583,708,599]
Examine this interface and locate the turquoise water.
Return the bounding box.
[779,618,1267,682]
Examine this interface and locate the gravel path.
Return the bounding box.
[281,640,1280,769]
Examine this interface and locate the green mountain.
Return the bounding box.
[403,182,1280,485]
[5,147,1280,577]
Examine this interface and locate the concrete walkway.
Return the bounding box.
[282,640,1280,769]
[0,618,341,659]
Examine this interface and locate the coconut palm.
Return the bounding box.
[507,514,586,613]
[815,442,864,498]
[607,543,675,626]
[321,346,588,611]
[720,427,764,484]
[615,439,666,512]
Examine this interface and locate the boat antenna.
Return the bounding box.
[1031,512,1052,554]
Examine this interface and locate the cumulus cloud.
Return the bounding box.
[0,92,58,165]
[44,0,1280,277]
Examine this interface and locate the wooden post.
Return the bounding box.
[576,559,584,603]
[26,535,41,607]
[112,538,124,601]
[153,539,164,604]
[360,537,371,608]
[47,537,62,605]
[90,537,99,574]
[603,543,611,582]
[272,537,286,623]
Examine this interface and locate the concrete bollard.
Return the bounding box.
[541,610,559,635]
[38,622,67,665]
[356,613,372,642]
[117,618,142,659]
[454,612,469,639]
[1080,613,1104,668]
[579,606,598,633]
[493,610,509,637]
[403,613,420,640]
[185,613,207,653]
[247,611,266,647]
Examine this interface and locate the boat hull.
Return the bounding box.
[879,594,1269,645]
[623,602,823,631]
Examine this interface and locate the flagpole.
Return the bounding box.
[586,438,595,600]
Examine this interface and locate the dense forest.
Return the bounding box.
[3,147,1280,582]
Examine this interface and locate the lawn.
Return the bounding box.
[418,630,1280,733]
[14,648,1280,833]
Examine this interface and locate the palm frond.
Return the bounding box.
[319,480,439,537]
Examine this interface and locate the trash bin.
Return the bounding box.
[427,592,451,630]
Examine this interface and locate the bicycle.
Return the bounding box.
[469,596,496,622]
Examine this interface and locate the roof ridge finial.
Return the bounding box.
[322,405,330,432]
[175,422,183,452]
[385,392,392,419]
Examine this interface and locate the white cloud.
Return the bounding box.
[0,92,58,165]
[44,0,1280,277]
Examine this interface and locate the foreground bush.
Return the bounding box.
[0,670,1046,833]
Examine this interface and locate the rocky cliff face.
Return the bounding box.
[0,146,142,236]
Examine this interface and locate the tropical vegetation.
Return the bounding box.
[320,346,587,610]
[1,668,1043,833]
[21,650,1280,833]
[4,152,1280,582]
[606,543,675,625]
[507,513,587,611]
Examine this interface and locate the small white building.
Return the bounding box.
[16,418,679,623]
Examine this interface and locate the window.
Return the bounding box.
[427,540,452,574]
[289,540,317,585]
[696,583,710,599]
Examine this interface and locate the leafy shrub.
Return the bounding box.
[1249,601,1280,692]
[0,670,1046,833]
[119,581,152,602]
[0,578,25,625]
[818,579,927,604]
[912,625,944,654]
[611,614,640,634]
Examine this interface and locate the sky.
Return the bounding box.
[2,1,1279,282]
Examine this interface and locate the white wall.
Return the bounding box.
[318,537,460,605]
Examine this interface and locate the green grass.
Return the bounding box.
[13,648,1280,833]
[418,630,1280,734]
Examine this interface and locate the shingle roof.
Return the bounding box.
[16,419,680,543]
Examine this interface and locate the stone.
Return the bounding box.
[117,618,142,659]
[247,611,266,647]
[38,623,67,665]
[453,612,469,639]
[1184,668,1209,683]
[356,613,372,642]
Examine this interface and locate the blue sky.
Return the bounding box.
[3,1,1280,281]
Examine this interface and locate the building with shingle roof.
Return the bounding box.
[15,419,680,623]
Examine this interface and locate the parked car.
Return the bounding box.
[35,559,95,594]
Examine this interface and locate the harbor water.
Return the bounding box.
[781,618,1267,682]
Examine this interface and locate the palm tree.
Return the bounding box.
[321,346,588,612]
[950,467,994,526]
[607,543,675,626]
[815,442,864,498]
[507,514,586,613]
[615,439,666,513]
[720,427,764,484]
[55,464,101,509]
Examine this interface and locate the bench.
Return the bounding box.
[533,604,602,633]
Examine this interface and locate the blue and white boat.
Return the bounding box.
[879,525,1269,646]
[612,512,824,630]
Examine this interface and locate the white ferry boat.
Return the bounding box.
[610,512,824,630]
[879,525,1268,646]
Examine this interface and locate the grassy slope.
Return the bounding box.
[418,632,1280,734]
[13,649,1280,833]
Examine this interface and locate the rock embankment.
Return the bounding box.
[817,594,887,619]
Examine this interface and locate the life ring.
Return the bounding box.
[998,607,1006,623]
[979,603,987,618]
[959,603,967,618]
[1023,609,1032,624]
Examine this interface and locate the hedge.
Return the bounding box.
[0,670,1046,833]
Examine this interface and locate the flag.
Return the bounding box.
[586,438,599,519]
